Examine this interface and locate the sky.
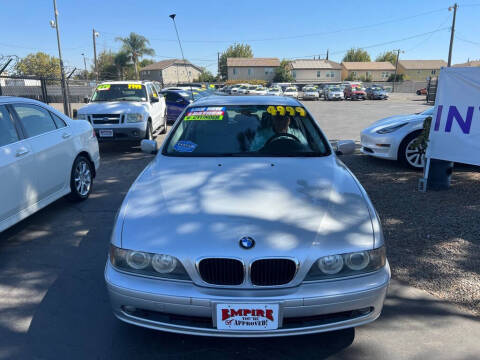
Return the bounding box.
[1,0,480,75]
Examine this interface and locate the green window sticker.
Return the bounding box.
[184,107,225,121]
[97,84,111,91]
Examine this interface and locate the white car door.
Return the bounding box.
[146,84,161,130]
[12,103,75,202]
[0,105,36,227]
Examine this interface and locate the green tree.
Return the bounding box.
[219,43,253,80]
[94,50,117,80]
[195,69,216,82]
[273,59,294,82]
[116,32,155,79]
[15,52,60,78]
[114,51,131,80]
[376,51,397,65]
[139,59,154,68]
[342,48,371,62]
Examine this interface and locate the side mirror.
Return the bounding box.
[335,140,355,155]
[83,97,90,103]
[141,139,158,154]
[151,97,159,103]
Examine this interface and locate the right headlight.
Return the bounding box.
[77,114,87,120]
[304,246,386,281]
[109,244,190,280]
[376,123,407,134]
[126,113,144,123]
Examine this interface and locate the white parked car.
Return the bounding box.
[77,81,167,144]
[267,87,283,96]
[0,96,100,232]
[251,85,268,95]
[302,87,320,100]
[360,107,434,169]
[229,85,243,94]
[283,86,298,98]
[326,86,344,101]
[236,85,251,95]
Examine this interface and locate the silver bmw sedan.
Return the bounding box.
[105,96,390,337]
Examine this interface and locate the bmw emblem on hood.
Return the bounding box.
[239,237,255,249]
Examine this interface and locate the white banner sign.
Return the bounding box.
[426,67,480,166]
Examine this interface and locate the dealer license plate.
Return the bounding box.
[99,129,113,137]
[216,304,279,331]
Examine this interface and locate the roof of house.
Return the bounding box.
[341,62,396,71]
[290,59,342,70]
[140,59,202,72]
[226,58,280,67]
[453,60,480,67]
[398,60,447,70]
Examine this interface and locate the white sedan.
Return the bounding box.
[360,107,434,169]
[283,87,299,98]
[0,97,100,232]
[267,87,283,96]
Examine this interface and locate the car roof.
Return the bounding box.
[98,80,148,85]
[190,95,302,107]
[0,96,45,105]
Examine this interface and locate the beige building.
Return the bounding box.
[139,59,202,85]
[341,62,395,81]
[289,59,342,83]
[227,58,280,81]
[453,60,480,67]
[397,60,447,81]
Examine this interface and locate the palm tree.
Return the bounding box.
[114,51,130,80]
[116,33,155,79]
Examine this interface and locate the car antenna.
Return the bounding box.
[169,14,194,100]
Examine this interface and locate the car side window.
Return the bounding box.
[150,85,159,98]
[165,92,179,102]
[13,104,57,138]
[0,106,20,147]
[146,85,154,101]
[50,112,67,128]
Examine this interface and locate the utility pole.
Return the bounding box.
[92,29,99,81]
[448,3,458,67]
[81,53,87,80]
[51,0,69,116]
[326,49,329,60]
[217,52,220,80]
[392,49,402,93]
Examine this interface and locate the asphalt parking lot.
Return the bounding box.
[0,96,479,360]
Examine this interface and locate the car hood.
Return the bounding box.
[119,156,375,260]
[365,113,425,131]
[78,101,148,114]
[329,91,343,96]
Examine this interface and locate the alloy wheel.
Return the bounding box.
[74,160,92,196]
[405,137,425,168]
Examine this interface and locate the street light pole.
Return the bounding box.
[169,14,192,93]
[448,3,458,67]
[93,28,99,81]
[81,53,87,80]
[392,49,401,93]
[51,0,69,116]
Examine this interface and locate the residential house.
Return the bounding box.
[227,58,280,81]
[289,59,342,83]
[341,62,395,82]
[397,60,447,81]
[139,59,202,85]
[453,60,480,67]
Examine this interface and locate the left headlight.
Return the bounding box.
[304,246,386,281]
[109,244,190,280]
[77,114,87,120]
[126,113,144,123]
[376,123,407,134]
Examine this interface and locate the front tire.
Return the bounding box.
[160,110,167,134]
[145,121,153,140]
[68,156,93,201]
[398,131,425,170]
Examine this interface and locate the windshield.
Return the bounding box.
[330,87,341,92]
[163,105,330,157]
[249,85,257,90]
[91,84,147,102]
[285,88,296,91]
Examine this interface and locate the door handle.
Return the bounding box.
[62,133,71,139]
[16,148,29,157]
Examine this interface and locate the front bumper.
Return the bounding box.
[105,260,390,337]
[93,124,147,141]
[360,132,399,160]
[350,93,366,100]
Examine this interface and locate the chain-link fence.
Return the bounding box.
[0,75,98,116]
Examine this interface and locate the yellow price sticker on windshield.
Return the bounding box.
[286,106,295,116]
[97,84,110,91]
[276,106,285,116]
[295,107,306,117]
[128,84,142,90]
[267,106,277,116]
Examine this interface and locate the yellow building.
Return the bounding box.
[341,62,395,82]
[397,60,447,81]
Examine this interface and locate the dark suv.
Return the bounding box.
[344,84,366,100]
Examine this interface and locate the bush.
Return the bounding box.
[387,73,404,82]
